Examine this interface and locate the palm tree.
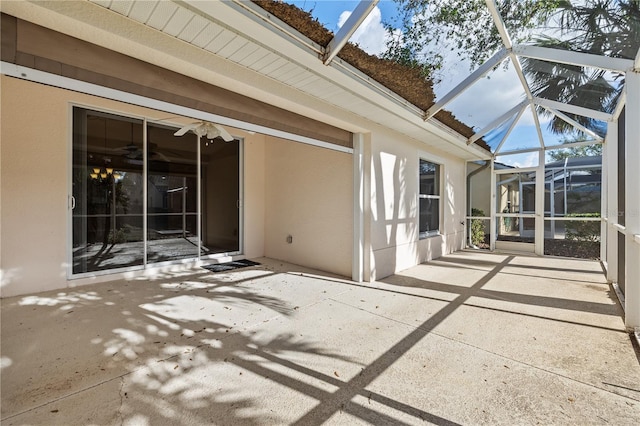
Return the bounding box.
[387,0,640,136]
[522,0,639,135]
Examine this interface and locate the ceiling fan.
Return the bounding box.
[174,121,234,142]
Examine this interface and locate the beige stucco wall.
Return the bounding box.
[243,134,266,260]
[0,76,267,297]
[1,76,70,297]
[263,136,353,277]
[1,75,469,295]
[368,129,467,280]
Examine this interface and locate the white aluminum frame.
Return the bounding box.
[323,1,379,65]
[512,45,634,73]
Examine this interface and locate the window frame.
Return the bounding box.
[418,158,442,239]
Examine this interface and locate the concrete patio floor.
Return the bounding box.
[1,251,639,425]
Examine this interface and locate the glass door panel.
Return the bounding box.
[147,124,199,263]
[201,139,240,255]
[72,108,144,273]
[72,108,243,275]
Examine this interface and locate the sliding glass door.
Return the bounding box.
[201,139,240,255]
[72,109,144,273]
[146,123,199,263]
[71,107,241,276]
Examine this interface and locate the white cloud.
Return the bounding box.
[338,6,389,56]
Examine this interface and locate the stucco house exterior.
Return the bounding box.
[0,0,492,298]
[1,1,638,335]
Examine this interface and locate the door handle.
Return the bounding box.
[70,195,76,210]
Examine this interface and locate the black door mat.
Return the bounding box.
[202,259,261,273]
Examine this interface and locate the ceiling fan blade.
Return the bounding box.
[174,124,194,137]
[214,124,234,142]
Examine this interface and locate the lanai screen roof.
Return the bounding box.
[275,0,640,158]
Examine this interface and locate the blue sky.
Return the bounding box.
[285,1,598,166]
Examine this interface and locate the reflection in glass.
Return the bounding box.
[147,124,199,263]
[419,159,440,237]
[72,109,144,273]
[201,140,240,255]
[419,198,439,235]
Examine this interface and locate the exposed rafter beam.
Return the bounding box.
[539,105,603,141]
[534,97,612,122]
[424,49,508,119]
[323,0,378,65]
[469,100,528,144]
[513,45,634,73]
[494,103,528,154]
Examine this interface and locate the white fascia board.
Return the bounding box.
[513,45,634,73]
[469,100,528,144]
[425,49,508,119]
[324,1,379,65]
[534,97,612,122]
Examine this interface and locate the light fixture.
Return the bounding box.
[90,166,120,180]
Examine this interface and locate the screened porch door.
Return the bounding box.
[494,169,538,253]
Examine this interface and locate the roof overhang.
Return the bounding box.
[0,0,490,160]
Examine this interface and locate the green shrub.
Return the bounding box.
[565,213,600,242]
[470,208,486,247]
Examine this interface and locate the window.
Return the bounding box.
[419,159,440,238]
